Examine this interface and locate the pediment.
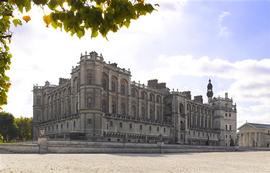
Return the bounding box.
[238,123,256,131]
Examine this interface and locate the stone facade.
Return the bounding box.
[238,123,270,147]
[33,51,237,146]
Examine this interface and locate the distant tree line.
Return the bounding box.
[0,112,32,143]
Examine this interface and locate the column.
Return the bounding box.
[245,132,248,146]
[257,132,261,147]
[244,133,247,146]
[255,132,257,147]
[248,132,251,147]
[257,132,260,147]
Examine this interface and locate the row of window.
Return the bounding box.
[187,104,213,115]
[101,74,162,103]
[35,93,72,106]
[41,87,72,102]
[225,134,232,139]
[189,130,217,138]
[225,113,232,117]
[44,120,77,133]
[188,115,213,129]
[225,124,232,131]
[108,100,162,118]
[107,121,167,133]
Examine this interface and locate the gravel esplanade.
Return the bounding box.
[1,151,270,173]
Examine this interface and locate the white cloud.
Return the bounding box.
[218,11,231,38]
[136,54,270,125]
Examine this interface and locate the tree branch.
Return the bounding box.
[0,35,12,39]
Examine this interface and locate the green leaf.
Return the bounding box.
[12,19,22,27]
[51,21,58,29]
[48,0,58,10]
[123,20,130,28]
[76,29,85,38]
[33,0,48,5]
[24,0,32,12]
[91,30,98,38]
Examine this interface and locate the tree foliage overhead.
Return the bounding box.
[0,0,155,109]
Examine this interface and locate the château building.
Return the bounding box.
[33,51,237,146]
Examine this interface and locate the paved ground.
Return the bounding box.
[0,151,270,173]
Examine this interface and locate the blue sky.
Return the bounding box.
[150,0,270,59]
[3,0,270,126]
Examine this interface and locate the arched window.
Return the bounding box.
[48,96,51,118]
[141,91,147,100]
[156,95,161,103]
[141,105,146,118]
[121,102,126,115]
[197,116,200,127]
[121,84,125,95]
[156,106,161,121]
[205,116,208,128]
[102,99,107,113]
[76,101,79,113]
[150,105,154,120]
[111,76,118,92]
[201,116,204,127]
[131,105,136,117]
[187,115,190,128]
[120,79,128,95]
[179,103,184,114]
[102,73,109,91]
[86,92,94,108]
[73,78,78,92]
[193,114,196,127]
[180,121,185,130]
[68,87,71,94]
[150,93,154,102]
[54,94,58,117]
[131,88,138,97]
[86,69,94,85]
[208,116,211,129]
[112,99,117,114]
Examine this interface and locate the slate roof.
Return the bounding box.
[248,123,270,129]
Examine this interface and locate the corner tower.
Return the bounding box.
[207,79,213,103]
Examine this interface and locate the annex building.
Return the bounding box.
[33,51,237,146]
[238,123,270,148]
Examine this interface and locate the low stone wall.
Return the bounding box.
[1,141,270,154]
[47,141,236,153]
[0,143,39,153]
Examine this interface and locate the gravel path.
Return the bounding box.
[0,151,270,173]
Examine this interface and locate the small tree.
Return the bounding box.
[0,112,18,142]
[15,117,32,141]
